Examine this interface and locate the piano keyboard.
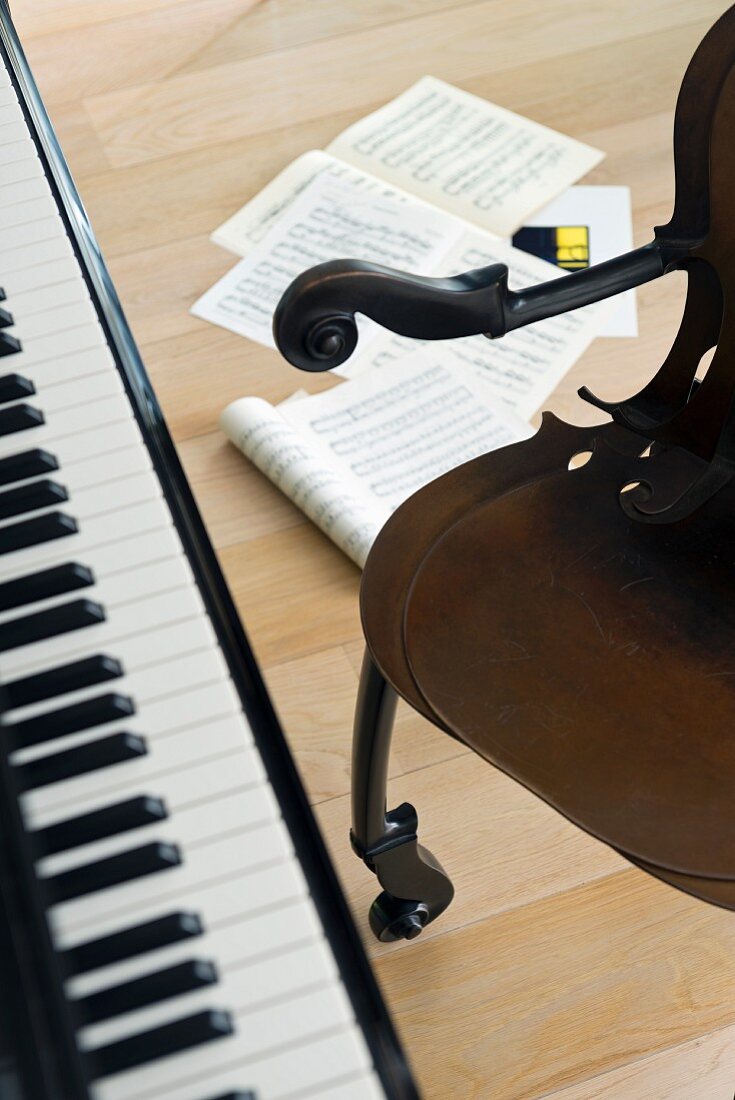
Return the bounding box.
[0,10,416,1100]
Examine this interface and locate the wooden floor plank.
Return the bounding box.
[374,872,735,1098]
[15,0,257,102]
[218,526,364,667]
[547,1023,735,1100]
[266,647,471,804]
[179,0,481,78]
[82,1,718,168]
[176,429,305,547]
[12,0,187,38]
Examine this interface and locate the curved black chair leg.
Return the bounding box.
[350,650,454,943]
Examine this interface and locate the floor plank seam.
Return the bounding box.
[530,1016,735,1099]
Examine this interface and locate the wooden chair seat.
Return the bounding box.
[360,414,607,724]
[360,414,735,910]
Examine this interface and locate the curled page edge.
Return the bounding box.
[220,396,391,568]
[211,150,337,257]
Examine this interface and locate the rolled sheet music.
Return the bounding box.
[220,353,532,567]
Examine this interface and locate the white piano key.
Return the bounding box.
[6,644,232,728]
[2,440,151,512]
[0,156,46,190]
[0,496,172,581]
[79,939,340,1052]
[12,344,117,395]
[23,710,255,821]
[0,137,34,168]
[5,254,80,297]
[28,698,250,828]
[2,370,123,420]
[0,93,16,113]
[0,462,157,536]
[8,298,98,341]
[3,193,58,228]
[17,673,249,769]
[0,585,206,677]
[10,319,107,372]
[60,467,162,517]
[2,231,74,276]
[0,527,185,604]
[0,97,24,127]
[7,604,201,707]
[7,275,90,320]
[2,606,215,696]
[0,552,193,628]
[49,818,293,936]
[67,894,322,999]
[124,1025,376,1100]
[302,1072,385,1100]
[0,174,51,207]
[39,782,280,879]
[0,211,66,254]
[0,532,189,611]
[0,120,26,146]
[0,392,131,460]
[55,857,310,955]
[4,419,144,488]
[39,467,162,526]
[55,419,145,466]
[93,1006,369,1100]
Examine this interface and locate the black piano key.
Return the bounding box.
[0,333,21,358]
[0,598,105,654]
[0,448,58,487]
[0,307,13,330]
[87,1010,233,1080]
[0,512,77,556]
[0,404,44,437]
[0,479,68,522]
[16,731,147,792]
[33,796,167,857]
[62,912,203,976]
[75,959,218,1026]
[10,691,134,748]
[44,841,180,905]
[0,374,35,404]
[0,562,94,613]
[202,1093,257,1100]
[5,654,123,708]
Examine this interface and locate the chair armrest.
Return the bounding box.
[273,242,668,373]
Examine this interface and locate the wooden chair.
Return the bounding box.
[274,6,735,942]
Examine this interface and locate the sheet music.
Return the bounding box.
[211,149,447,257]
[193,173,463,347]
[327,76,604,236]
[220,354,531,567]
[340,230,615,418]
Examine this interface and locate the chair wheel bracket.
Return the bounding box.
[352,803,455,943]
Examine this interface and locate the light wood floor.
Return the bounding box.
[10,1,735,1096]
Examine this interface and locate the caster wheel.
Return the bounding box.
[368,892,429,942]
